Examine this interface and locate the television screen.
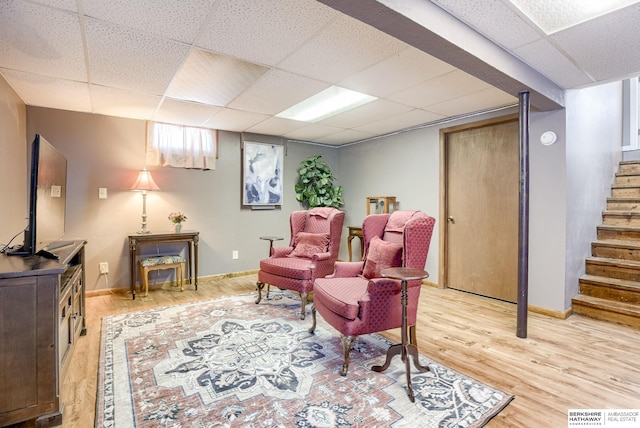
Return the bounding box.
[10,134,67,258]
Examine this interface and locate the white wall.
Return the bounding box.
[564,82,623,308]
[0,76,27,246]
[528,109,568,312]
[338,124,441,278]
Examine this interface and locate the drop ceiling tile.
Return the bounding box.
[154,98,221,127]
[283,123,345,142]
[431,0,542,50]
[203,108,270,132]
[228,69,329,115]
[166,49,269,107]
[508,0,638,35]
[195,0,338,66]
[1,68,91,111]
[0,1,86,81]
[550,4,640,81]
[278,14,407,84]
[90,85,161,120]
[319,99,413,129]
[85,17,190,95]
[354,109,446,135]
[513,39,592,88]
[29,0,77,12]
[427,88,516,117]
[82,0,216,43]
[390,70,492,108]
[338,46,456,98]
[314,129,376,146]
[245,116,308,137]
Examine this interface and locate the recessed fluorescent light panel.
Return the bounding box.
[276,86,377,122]
[509,0,639,34]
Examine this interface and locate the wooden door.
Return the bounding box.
[443,118,519,302]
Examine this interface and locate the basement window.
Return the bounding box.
[146,122,217,170]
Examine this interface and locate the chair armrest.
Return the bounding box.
[312,252,332,262]
[272,246,293,257]
[331,261,364,278]
[367,277,422,293]
[366,277,401,293]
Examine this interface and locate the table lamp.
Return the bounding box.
[130,169,160,234]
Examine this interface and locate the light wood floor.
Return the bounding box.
[31,274,640,427]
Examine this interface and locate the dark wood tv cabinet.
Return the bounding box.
[0,240,86,427]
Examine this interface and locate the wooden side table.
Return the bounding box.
[347,226,364,261]
[372,267,430,402]
[259,235,283,257]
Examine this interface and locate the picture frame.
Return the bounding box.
[242,141,284,207]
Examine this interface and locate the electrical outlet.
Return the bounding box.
[99,262,109,274]
[232,250,239,260]
[99,187,108,199]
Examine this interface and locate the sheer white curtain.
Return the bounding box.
[146,122,217,170]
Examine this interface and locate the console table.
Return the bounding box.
[128,230,199,299]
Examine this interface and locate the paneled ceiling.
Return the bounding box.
[1,0,639,146]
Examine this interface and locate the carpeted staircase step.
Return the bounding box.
[591,239,640,260]
[597,224,640,241]
[578,274,640,304]
[572,294,640,328]
[607,197,640,211]
[585,257,640,282]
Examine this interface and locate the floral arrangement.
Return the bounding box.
[168,212,188,224]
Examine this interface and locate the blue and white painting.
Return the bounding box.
[243,141,283,206]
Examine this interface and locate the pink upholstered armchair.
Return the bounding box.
[256,207,345,319]
[309,210,435,375]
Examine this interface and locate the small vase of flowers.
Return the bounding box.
[168,212,187,233]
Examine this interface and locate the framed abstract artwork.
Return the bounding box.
[242,141,284,207]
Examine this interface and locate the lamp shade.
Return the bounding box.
[130,169,160,191]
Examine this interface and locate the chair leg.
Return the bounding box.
[308,305,317,334]
[141,266,149,297]
[179,264,184,292]
[299,292,308,320]
[339,335,357,376]
[256,281,264,304]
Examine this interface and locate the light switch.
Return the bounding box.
[51,185,61,197]
[99,187,108,199]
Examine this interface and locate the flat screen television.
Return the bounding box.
[9,134,68,259]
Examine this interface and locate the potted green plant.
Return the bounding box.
[295,155,344,208]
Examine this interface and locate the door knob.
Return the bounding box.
[447,216,455,223]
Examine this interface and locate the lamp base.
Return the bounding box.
[137,228,151,234]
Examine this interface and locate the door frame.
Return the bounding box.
[438,113,519,290]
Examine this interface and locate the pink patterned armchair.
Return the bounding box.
[256,207,345,319]
[309,210,435,375]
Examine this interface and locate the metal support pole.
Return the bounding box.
[517,91,530,338]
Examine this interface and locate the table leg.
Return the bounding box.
[370,279,429,402]
[194,235,199,290]
[129,239,137,300]
[347,235,354,261]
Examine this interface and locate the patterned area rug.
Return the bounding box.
[96,292,513,427]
